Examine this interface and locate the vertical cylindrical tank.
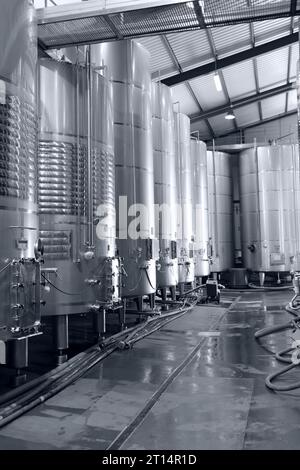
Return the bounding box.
[152,82,178,291]
[191,139,210,278]
[38,58,119,317]
[174,113,195,285]
[91,41,157,299]
[239,144,300,274]
[0,0,41,341]
[207,151,233,273]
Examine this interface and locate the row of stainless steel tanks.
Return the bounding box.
[1,1,300,370]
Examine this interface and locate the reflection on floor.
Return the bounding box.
[0,290,300,450]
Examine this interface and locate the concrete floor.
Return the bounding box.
[0,290,300,450]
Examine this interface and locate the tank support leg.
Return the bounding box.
[149,293,155,310]
[170,286,176,301]
[179,283,185,296]
[93,309,106,342]
[259,272,265,287]
[119,299,127,331]
[7,338,28,388]
[53,315,69,365]
[161,288,167,303]
[135,297,144,313]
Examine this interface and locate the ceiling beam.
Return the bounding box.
[291,0,297,16]
[161,35,215,139]
[162,32,298,87]
[191,82,295,124]
[248,21,263,122]
[205,109,297,142]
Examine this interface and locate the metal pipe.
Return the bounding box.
[76,50,81,261]
[212,141,219,258]
[253,139,263,269]
[86,46,94,248]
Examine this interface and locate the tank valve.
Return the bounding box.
[86,279,100,286]
[248,244,256,253]
[11,304,24,311]
[83,251,95,261]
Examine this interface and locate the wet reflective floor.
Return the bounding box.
[0,290,300,450]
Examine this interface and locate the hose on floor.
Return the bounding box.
[254,291,300,391]
[265,363,300,392]
[254,318,300,339]
[248,283,293,291]
[0,294,200,429]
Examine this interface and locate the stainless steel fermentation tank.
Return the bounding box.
[190,140,210,280]
[239,145,300,284]
[91,41,157,308]
[174,113,195,292]
[38,57,120,353]
[0,0,41,369]
[207,151,233,274]
[152,83,178,299]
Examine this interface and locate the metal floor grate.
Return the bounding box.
[37,0,300,49]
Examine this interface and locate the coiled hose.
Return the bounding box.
[255,300,300,391]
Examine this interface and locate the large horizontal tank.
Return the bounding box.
[152,82,178,296]
[91,41,157,301]
[207,151,233,273]
[0,0,41,343]
[38,58,119,319]
[239,144,300,276]
[174,113,195,288]
[191,139,210,279]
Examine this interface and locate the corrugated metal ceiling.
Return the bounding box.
[37,2,300,141]
[234,103,261,127]
[222,59,256,99]
[256,47,289,89]
[189,73,228,111]
[208,113,237,135]
[170,83,200,115]
[287,89,297,111]
[167,29,213,71]
[261,93,287,119]
[211,23,251,57]
[145,17,298,140]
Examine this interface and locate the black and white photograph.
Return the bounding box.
[0,0,300,461]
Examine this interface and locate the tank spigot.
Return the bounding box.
[83,251,95,261]
[86,279,100,286]
[248,244,256,253]
[11,304,24,310]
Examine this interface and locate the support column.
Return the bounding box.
[7,338,29,387]
[53,315,69,365]
[93,309,106,342]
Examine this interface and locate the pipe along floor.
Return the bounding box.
[0,290,300,450]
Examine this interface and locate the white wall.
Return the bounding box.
[244,113,297,145]
[207,113,298,146]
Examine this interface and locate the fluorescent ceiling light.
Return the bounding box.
[214,72,222,92]
[225,110,236,120]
